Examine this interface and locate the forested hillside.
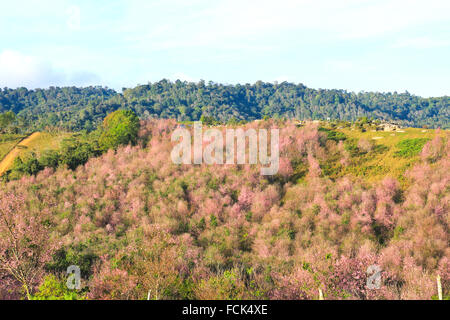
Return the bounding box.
[0,86,117,131]
[0,119,448,300]
[0,80,448,132]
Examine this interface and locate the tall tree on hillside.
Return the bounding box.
[98,109,140,151]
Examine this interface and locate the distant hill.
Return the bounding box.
[0,80,448,131]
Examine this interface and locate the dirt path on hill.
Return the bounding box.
[0,132,41,176]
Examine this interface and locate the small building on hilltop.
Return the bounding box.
[377,121,402,132]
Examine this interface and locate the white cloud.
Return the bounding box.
[0,50,99,89]
[124,0,450,50]
[0,50,64,88]
[392,37,450,49]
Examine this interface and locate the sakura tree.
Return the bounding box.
[0,193,56,299]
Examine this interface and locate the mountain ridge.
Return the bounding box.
[0,80,448,131]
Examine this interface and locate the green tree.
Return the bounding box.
[39,150,61,169]
[0,111,17,133]
[60,138,97,170]
[98,109,140,151]
[200,115,218,126]
[31,275,86,300]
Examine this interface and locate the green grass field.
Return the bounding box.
[0,134,27,160]
[14,132,73,158]
[335,126,446,184]
[0,132,73,170]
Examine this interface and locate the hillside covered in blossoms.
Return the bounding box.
[0,118,448,300]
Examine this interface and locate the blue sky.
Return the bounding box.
[0,0,449,97]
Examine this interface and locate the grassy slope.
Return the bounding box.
[0,132,73,175]
[336,127,444,185]
[0,133,43,176]
[15,132,73,158]
[0,134,27,160]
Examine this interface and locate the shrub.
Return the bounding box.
[32,275,86,300]
[395,138,430,158]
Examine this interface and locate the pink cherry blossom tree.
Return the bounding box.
[0,193,56,299]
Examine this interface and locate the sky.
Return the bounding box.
[0,0,449,97]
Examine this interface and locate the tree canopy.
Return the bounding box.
[98,109,140,151]
[0,81,448,131]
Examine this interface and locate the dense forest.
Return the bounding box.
[0,80,448,132]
